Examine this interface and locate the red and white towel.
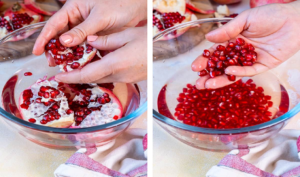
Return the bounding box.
[54,128,147,177]
[207,130,300,177]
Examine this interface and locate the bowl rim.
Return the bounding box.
[153,17,300,134]
[0,22,147,133]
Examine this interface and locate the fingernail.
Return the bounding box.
[87,35,98,42]
[60,34,73,44]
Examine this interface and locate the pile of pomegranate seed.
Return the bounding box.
[153,10,186,31]
[175,79,274,129]
[45,38,94,70]
[11,13,34,30]
[199,38,257,81]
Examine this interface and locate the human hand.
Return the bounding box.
[192,1,300,89]
[32,0,147,56]
[54,26,147,83]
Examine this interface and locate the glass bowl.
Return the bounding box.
[0,22,147,149]
[153,18,300,152]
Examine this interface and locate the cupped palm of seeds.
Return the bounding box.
[199,38,257,81]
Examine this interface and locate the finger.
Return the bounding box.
[191,52,209,72]
[195,75,210,90]
[59,13,112,47]
[32,10,69,55]
[87,28,136,50]
[55,56,113,83]
[205,75,242,89]
[206,11,249,43]
[225,63,269,76]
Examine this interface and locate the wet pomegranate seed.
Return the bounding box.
[24,72,32,76]
[174,80,274,129]
[199,38,257,81]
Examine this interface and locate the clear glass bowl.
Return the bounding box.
[0,22,147,149]
[153,18,300,152]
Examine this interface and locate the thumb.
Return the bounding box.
[206,11,249,43]
[87,28,137,50]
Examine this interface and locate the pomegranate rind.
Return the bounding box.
[23,0,55,16]
[186,3,215,14]
[19,77,75,128]
[250,0,295,8]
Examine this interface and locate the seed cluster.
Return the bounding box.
[175,79,274,129]
[0,13,34,32]
[153,10,186,31]
[11,13,34,30]
[199,38,257,81]
[45,38,94,70]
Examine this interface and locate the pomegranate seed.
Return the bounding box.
[113,115,119,120]
[227,75,236,81]
[28,118,36,123]
[71,62,80,69]
[198,70,208,76]
[40,120,47,124]
[203,50,210,58]
[66,109,73,115]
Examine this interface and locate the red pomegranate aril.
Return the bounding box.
[236,38,245,46]
[66,109,73,115]
[28,118,36,123]
[71,62,80,69]
[203,50,210,58]
[43,92,49,98]
[227,75,236,81]
[198,70,208,76]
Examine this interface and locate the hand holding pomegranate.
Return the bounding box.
[32,0,147,55]
[54,27,147,83]
[192,1,300,89]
